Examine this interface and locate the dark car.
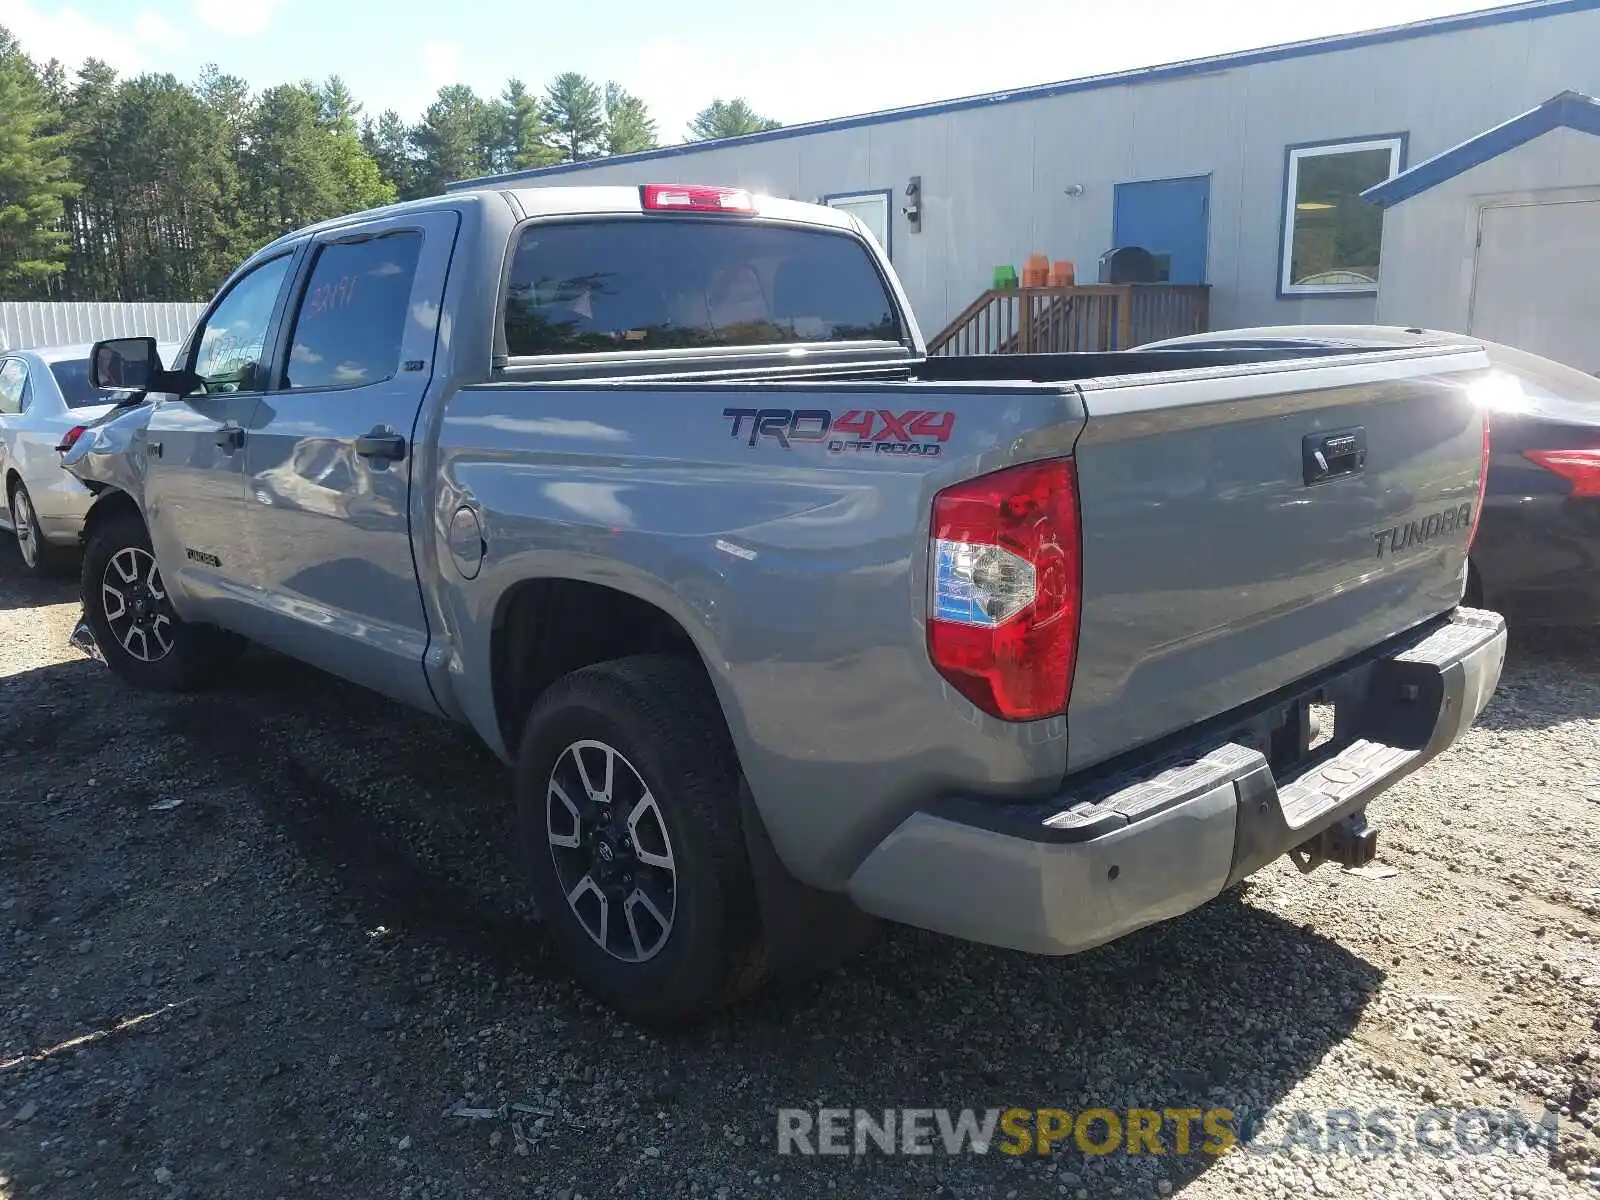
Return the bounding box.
[1140,326,1599,627]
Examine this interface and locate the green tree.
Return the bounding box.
[240,81,391,244]
[0,29,77,294]
[315,75,393,214]
[688,97,781,141]
[363,108,416,199]
[601,81,656,156]
[242,83,341,238]
[106,73,243,299]
[542,72,603,162]
[316,74,361,132]
[410,84,494,195]
[493,78,559,171]
[194,64,253,265]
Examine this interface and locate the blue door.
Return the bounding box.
[1112,176,1210,285]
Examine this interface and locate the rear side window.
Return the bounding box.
[0,359,25,414]
[49,358,107,408]
[283,232,422,391]
[503,219,902,357]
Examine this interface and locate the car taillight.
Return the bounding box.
[1524,447,1600,498]
[927,459,1081,721]
[56,425,88,454]
[1466,411,1491,549]
[640,184,756,214]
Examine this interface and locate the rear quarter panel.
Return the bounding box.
[431,380,1085,888]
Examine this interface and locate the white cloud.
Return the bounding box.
[0,0,183,72]
[421,39,463,93]
[189,0,282,38]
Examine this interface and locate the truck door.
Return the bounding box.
[237,209,458,711]
[141,249,300,624]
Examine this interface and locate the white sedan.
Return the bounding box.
[0,342,177,576]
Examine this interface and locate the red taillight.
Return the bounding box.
[1466,411,1491,549]
[1524,447,1600,498]
[927,459,1082,721]
[640,183,755,214]
[56,425,88,454]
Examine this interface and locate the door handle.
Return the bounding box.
[1303,427,1367,486]
[354,430,407,462]
[215,426,244,452]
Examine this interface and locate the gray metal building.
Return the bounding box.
[1370,90,1600,372]
[458,0,1600,344]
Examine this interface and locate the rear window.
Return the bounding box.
[503,219,902,357]
[49,358,110,408]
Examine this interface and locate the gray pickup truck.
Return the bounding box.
[66,181,1507,1023]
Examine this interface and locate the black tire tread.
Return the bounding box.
[80,510,243,692]
[515,653,769,1025]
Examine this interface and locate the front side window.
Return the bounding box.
[282,232,422,391]
[192,254,295,394]
[503,219,903,357]
[1280,137,1404,295]
[0,359,26,415]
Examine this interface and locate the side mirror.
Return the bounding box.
[90,336,199,398]
[90,337,159,391]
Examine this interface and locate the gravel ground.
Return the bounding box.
[2,546,1599,1200]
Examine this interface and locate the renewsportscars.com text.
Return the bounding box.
[776,1106,1561,1158]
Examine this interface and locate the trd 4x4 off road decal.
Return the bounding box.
[722,408,956,457]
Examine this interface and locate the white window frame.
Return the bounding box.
[822,189,893,260]
[1279,135,1405,297]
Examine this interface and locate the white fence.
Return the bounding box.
[0,302,205,352]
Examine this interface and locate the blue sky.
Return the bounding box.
[3,0,1498,143]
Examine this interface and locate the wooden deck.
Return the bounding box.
[927,284,1210,356]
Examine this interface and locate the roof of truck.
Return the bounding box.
[255,185,859,259]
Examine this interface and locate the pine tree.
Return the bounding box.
[495,78,560,171]
[363,109,417,199]
[542,72,603,163]
[315,75,393,214]
[99,73,241,299]
[0,29,77,295]
[602,82,657,156]
[242,83,343,239]
[316,74,361,133]
[410,84,493,195]
[688,97,781,142]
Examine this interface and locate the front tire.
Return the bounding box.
[80,510,244,691]
[8,479,70,578]
[515,655,768,1024]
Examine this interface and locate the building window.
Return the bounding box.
[1280,136,1405,295]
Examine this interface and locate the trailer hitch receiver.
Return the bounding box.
[1289,812,1379,873]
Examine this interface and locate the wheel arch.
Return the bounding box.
[79,487,144,550]
[488,575,729,757]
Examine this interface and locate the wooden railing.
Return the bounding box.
[927,284,1210,356]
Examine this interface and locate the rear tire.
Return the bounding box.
[515,654,769,1025]
[80,510,244,691]
[7,479,71,578]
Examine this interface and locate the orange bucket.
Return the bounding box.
[1048,260,1076,286]
[1021,253,1050,287]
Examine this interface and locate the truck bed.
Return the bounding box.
[441,341,1491,883]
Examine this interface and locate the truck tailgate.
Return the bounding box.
[1066,345,1491,771]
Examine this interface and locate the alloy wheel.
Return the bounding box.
[12,487,37,568]
[546,738,678,963]
[101,546,175,662]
